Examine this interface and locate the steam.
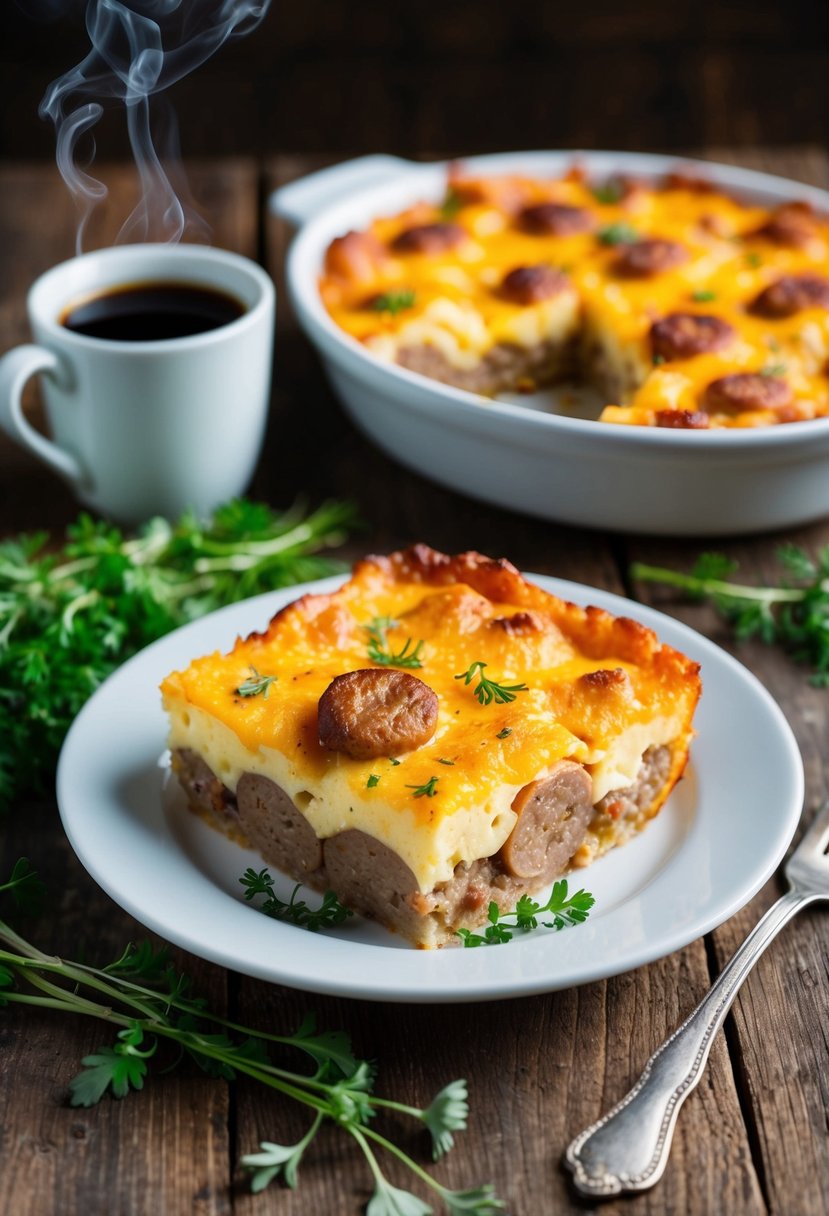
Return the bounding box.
[39,0,271,252]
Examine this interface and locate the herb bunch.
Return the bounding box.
[631,546,829,684]
[0,860,503,1214]
[0,497,357,810]
[456,881,595,947]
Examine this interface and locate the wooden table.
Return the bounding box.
[0,149,827,1216]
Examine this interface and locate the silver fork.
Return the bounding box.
[564,800,829,1198]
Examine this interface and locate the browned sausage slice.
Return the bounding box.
[500,760,593,881]
[754,202,820,249]
[500,264,570,305]
[701,373,793,414]
[318,668,439,760]
[650,312,735,361]
[518,202,595,236]
[237,773,323,876]
[654,409,710,429]
[391,222,466,254]
[614,239,689,278]
[750,273,829,318]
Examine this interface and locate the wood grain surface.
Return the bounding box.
[0,148,827,1216]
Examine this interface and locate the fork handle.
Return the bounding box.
[565,888,814,1197]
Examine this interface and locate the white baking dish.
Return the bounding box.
[271,151,829,536]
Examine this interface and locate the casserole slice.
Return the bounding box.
[162,547,701,948]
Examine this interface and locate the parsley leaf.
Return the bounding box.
[240,869,353,931]
[405,776,439,798]
[242,1117,322,1191]
[597,222,638,246]
[454,661,528,706]
[457,883,595,947]
[590,181,623,205]
[365,617,425,669]
[366,1179,433,1216]
[69,1023,156,1106]
[371,290,416,316]
[440,187,463,219]
[236,665,278,699]
[421,1079,469,1160]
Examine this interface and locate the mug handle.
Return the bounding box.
[0,345,86,487]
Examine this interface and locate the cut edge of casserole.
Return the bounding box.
[161,546,702,949]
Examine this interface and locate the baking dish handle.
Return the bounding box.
[270,155,416,227]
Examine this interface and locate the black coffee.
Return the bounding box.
[61,280,246,342]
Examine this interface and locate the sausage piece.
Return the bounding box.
[754,202,820,249]
[318,668,439,760]
[237,773,323,876]
[391,222,466,254]
[654,409,710,429]
[518,202,595,236]
[324,230,386,283]
[323,830,420,925]
[614,239,689,278]
[500,760,593,881]
[650,312,735,361]
[750,273,829,318]
[701,373,793,414]
[500,264,570,305]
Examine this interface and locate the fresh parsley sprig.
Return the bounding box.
[454,661,528,706]
[365,617,425,669]
[0,860,503,1214]
[240,868,352,931]
[631,546,829,684]
[0,498,357,812]
[456,881,595,947]
[236,666,278,699]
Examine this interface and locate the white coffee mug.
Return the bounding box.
[0,243,275,523]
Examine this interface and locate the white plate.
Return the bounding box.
[57,574,803,1004]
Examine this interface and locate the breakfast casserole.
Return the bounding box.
[318,166,829,428]
[161,547,701,948]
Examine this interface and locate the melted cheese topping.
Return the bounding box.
[319,171,829,428]
[162,556,700,891]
